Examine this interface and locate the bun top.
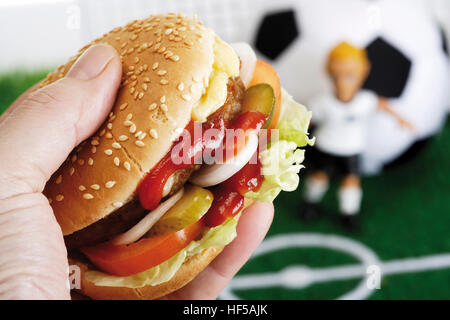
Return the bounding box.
[43,13,218,235]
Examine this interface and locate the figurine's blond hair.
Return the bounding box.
[327,42,370,73]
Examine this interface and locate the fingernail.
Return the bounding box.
[66,44,116,80]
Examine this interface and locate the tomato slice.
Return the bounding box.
[248,60,282,130]
[81,219,205,276]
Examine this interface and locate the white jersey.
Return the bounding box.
[309,90,378,156]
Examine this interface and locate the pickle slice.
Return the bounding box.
[148,185,213,236]
[241,83,275,129]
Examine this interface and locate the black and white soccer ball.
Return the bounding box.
[247,0,449,174]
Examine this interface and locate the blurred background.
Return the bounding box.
[1,0,449,299]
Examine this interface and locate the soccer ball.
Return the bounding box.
[251,0,450,173]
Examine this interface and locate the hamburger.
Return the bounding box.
[42,13,313,300]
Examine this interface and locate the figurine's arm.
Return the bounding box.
[378,97,414,131]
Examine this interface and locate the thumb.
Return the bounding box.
[0,44,122,199]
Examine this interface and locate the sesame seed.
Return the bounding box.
[56,175,62,184]
[135,140,145,147]
[157,70,167,76]
[157,46,166,53]
[83,193,94,200]
[134,91,139,100]
[79,185,86,191]
[106,132,113,139]
[88,158,94,165]
[119,103,128,110]
[105,181,116,188]
[113,202,123,208]
[99,129,106,136]
[165,28,173,35]
[56,194,64,202]
[138,132,147,140]
[129,124,137,134]
[144,77,151,83]
[107,123,113,130]
[138,92,144,99]
[105,149,113,156]
[148,103,157,111]
[161,104,168,112]
[160,79,169,85]
[160,95,166,103]
[130,87,136,94]
[121,42,128,48]
[124,161,131,171]
[126,113,133,121]
[70,167,75,176]
[170,55,180,61]
[150,129,158,139]
[112,142,121,149]
[91,184,100,190]
[71,155,77,162]
[152,62,159,70]
[142,83,148,91]
[181,94,192,101]
[143,64,148,71]
[124,120,133,127]
[177,82,184,91]
[119,135,128,141]
[113,156,120,166]
[135,130,142,137]
[91,146,97,154]
[131,34,137,40]
[78,159,85,165]
[129,66,135,71]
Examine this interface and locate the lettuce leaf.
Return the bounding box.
[277,88,314,148]
[244,88,313,203]
[84,218,237,288]
[245,141,305,202]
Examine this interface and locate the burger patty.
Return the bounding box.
[65,77,245,249]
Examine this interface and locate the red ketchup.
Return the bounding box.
[138,110,267,227]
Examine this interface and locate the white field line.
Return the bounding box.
[221,233,450,299]
[228,253,450,290]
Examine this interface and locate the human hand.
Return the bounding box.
[160,201,273,300]
[0,44,122,299]
[0,44,274,300]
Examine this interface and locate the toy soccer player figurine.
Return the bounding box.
[302,42,413,230]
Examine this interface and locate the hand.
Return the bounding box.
[0,44,122,299]
[160,201,273,300]
[0,44,274,299]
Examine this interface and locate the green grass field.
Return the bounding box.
[1,71,449,300]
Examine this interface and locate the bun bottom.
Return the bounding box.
[70,199,253,300]
[70,246,224,300]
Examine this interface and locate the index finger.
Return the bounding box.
[163,201,274,300]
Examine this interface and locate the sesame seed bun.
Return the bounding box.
[42,13,220,236]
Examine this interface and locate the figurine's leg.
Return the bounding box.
[305,171,329,203]
[301,171,329,220]
[338,174,362,230]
